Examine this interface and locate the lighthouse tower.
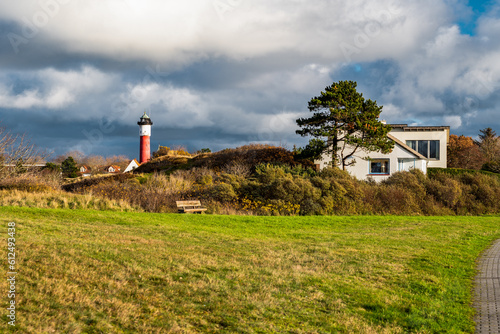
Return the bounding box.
[138,112,153,163]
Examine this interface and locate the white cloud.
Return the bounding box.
[380,103,403,120]
[443,115,462,129]
[1,0,454,66]
[377,15,500,128]
[0,66,116,110]
[0,86,43,109]
[118,82,214,128]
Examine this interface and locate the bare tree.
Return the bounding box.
[105,155,130,170]
[83,155,106,170]
[0,127,50,177]
[51,150,86,164]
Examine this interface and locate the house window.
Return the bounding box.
[406,140,416,150]
[370,159,390,174]
[406,140,440,159]
[429,140,440,159]
[418,140,428,157]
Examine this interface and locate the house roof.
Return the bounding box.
[389,124,450,131]
[123,159,141,173]
[106,165,121,170]
[387,134,427,159]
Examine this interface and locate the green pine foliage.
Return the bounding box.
[297,80,393,169]
[61,156,79,178]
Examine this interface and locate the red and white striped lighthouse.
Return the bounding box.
[138,112,153,163]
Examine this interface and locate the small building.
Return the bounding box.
[105,165,121,174]
[78,165,92,177]
[123,159,140,173]
[315,124,450,181]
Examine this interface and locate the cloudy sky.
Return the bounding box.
[0,0,499,159]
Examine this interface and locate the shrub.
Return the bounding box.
[458,173,500,214]
[208,183,237,202]
[370,184,422,215]
[223,161,251,177]
[197,175,213,185]
[383,170,427,203]
[152,146,170,158]
[482,161,500,174]
[425,173,463,210]
[428,167,499,179]
[55,152,500,216]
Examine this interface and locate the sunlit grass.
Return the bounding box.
[0,207,499,333]
[0,190,139,212]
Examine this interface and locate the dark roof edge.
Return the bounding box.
[389,124,450,130]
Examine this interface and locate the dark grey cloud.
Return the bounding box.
[0,0,499,161]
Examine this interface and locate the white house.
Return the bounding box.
[79,165,91,177]
[315,124,450,181]
[105,165,121,174]
[123,159,140,173]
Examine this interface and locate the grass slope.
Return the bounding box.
[1,207,499,333]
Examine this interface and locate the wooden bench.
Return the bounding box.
[176,200,207,214]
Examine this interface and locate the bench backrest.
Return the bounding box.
[176,200,202,207]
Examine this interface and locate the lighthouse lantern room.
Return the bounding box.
[138,112,153,163]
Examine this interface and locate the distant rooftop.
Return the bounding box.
[389,124,450,131]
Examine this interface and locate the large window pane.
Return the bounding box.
[406,140,416,150]
[429,140,440,159]
[418,140,428,158]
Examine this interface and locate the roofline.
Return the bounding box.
[387,134,427,159]
[389,124,450,131]
[2,164,46,167]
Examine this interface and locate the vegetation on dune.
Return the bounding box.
[1,127,499,216]
[0,207,499,333]
[2,146,500,215]
[66,163,500,216]
[137,143,310,174]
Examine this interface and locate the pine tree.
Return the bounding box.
[61,156,78,178]
[296,80,393,170]
[475,128,499,163]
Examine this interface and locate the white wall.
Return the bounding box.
[316,144,427,181]
[314,125,447,181]
[389,128,448,168]
[345,144,426,181]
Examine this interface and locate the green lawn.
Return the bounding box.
[1,207,499,333]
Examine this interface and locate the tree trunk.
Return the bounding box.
[331,133,338,168]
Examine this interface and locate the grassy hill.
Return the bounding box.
[1,207,499,333]
[135,144,311,174]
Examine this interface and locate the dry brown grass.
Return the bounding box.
[0,189,139,211]
[0,170,62,190]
